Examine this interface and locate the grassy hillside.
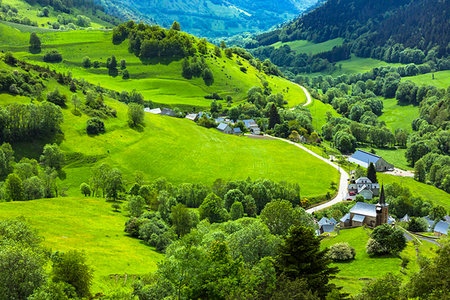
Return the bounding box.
[379,97,418,132]
[271,38,344,55]
[0,59,339,198]
[402,70,450,89]
[0,197,163,292]
[0,23,307,109]
[1,0,117,29]
[306,97,340,130]
[379,174,450,210]
[321,227,438,295]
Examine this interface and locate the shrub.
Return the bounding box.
[240,66,247,73]
[43,50,62,63]
[80,183,91,196]
[47,88,66,107]
[328,242,356,261]
[407,217,429,232]
[86,118,105,135]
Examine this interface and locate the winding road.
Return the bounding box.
[276,84,349,213]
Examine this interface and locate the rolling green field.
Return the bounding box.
[307,97,340,130]
[0,23,307,108]
[0,197,163,292]
[271,38,344,55]
[379,173,450,211]
[402,70,450,89]
[379,97,418,132]
[321,227,437,295]
[2,0,115,29]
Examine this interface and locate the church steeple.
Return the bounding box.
[379,184,385,205]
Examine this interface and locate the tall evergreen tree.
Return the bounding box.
[367,162,377,183]
[268,104,280,129]
[275,225,339,298]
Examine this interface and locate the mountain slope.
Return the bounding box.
[98,0,319,37]
[255,0,449,58]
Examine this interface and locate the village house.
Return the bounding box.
[242,119,261,135]
[348,177,380,200]
[341,186,389,228]
[348,150,394,172]
[217,122,232,134]
[145,107,161,114]
[317,217,337,234]
[233,127,242,135]
[434,220,449,236]
[185,113,198,121]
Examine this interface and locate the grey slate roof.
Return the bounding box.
[350,202,377,217]
[340,213,351,223]
[217,123,229,131]
[318,217,329,226]
[329,217,337,225]
[348,150,381,168]
[388,216,396,225]
[434,221,449,235]
[352,214,366,223]
[401,214,410,222]
[233,127,242,133]
[424,216,435,228]
[321,224,335,233]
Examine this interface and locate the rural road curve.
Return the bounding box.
[272,84,349,213]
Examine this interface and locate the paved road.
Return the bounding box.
[298,84,312,106]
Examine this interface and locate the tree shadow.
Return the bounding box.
[139,56,182,66]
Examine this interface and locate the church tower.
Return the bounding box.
[376,185,389,226]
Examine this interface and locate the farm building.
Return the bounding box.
[145,108,161,114]
[434,220,449,236]
[185,113,198,121]
[233,127,242,135]
[348,150,394,171]
[217,122,232,134]
[341,186,389,228]
[161,108,176,117]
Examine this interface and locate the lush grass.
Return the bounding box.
[0,197,163,292]
[358,147,411,171]
[271,38,344,55]
[321,227,435,295]
[379,97,418,132]
[378,173,450,211]
[306,98,340,130]
[57,97,339,198]
[0,23,307,108]
[2,0,115,30]
[0,64,339,199]
[403,70,450,89]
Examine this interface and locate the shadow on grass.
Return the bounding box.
[13,132,64,160]
[139,56,182,66]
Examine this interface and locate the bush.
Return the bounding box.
[43,50,62,63]
[86,118,105,135]
[47,88,66,107]
[407,217,429,232]
[240,66,247,73]
[328,242,356,261]
[80,183,91,196]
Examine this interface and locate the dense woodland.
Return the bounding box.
[251,0,449,74]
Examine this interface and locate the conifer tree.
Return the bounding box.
[268,103,280,129]
[367,162,377,183]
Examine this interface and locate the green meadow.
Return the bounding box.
[378,97,419,132]
[306,97,340,130]
[0,197,163,292]
[0,23,307,108]
[271,38,344,55]
[379,173,450,211]
[402,70,450,89]
[321,227,438,295]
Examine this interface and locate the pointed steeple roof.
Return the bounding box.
[379,184,385,205]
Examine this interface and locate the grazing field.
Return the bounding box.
[321,227,437,295]
[403,70,450,89]
[0,24,307,108]
[358,147,410,171]
[306,98,340,130]
[58,101,340,198]
[0,197,163,292]
[379,97,418,132]
[378,174,450,211]
[271,38,344,55]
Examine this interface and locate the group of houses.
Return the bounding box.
[144,107,261,135]
[215,118,261,135]
[401,214,450,236]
